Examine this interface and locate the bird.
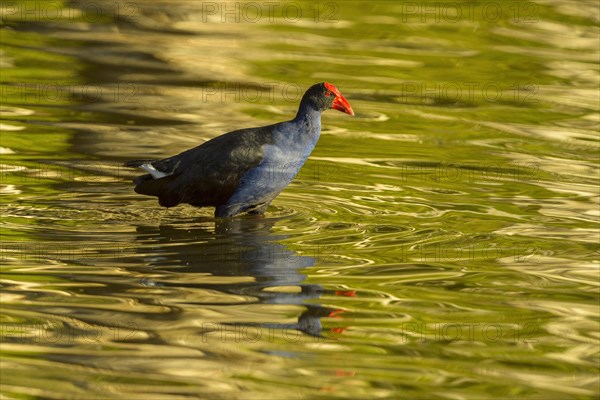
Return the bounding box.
[124,82,354,218]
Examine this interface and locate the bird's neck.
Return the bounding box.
[293,101,322,128]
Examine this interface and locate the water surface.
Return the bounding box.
[1,1,599,398]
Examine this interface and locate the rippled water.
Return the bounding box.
[1,1,599,398]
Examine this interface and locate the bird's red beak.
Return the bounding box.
[325,82,354,116]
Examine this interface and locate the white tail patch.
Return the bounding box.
[140,163,170,179]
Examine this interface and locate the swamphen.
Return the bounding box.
[124,82,354,217]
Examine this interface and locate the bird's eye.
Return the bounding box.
[325,91,332,97]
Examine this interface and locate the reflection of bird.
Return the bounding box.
[134,218,348,337]
[124,83,354,217]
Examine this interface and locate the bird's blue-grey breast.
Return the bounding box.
[219,106,322,216]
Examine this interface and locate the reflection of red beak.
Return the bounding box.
[325,82,355,116]
[328,309,347,335]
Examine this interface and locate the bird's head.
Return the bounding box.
[303,82,354,116]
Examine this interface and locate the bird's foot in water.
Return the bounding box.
[248,212,266,219]
[246,202,270,218]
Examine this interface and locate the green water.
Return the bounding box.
[1,1,599,398]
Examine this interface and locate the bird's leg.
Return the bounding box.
[247,201,271,216]
[215,204,240,218]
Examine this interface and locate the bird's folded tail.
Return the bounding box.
[124,159,171,179]
[123,159,155,168]
[123,159,180,206]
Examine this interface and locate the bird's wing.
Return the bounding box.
[133,125,277,207]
